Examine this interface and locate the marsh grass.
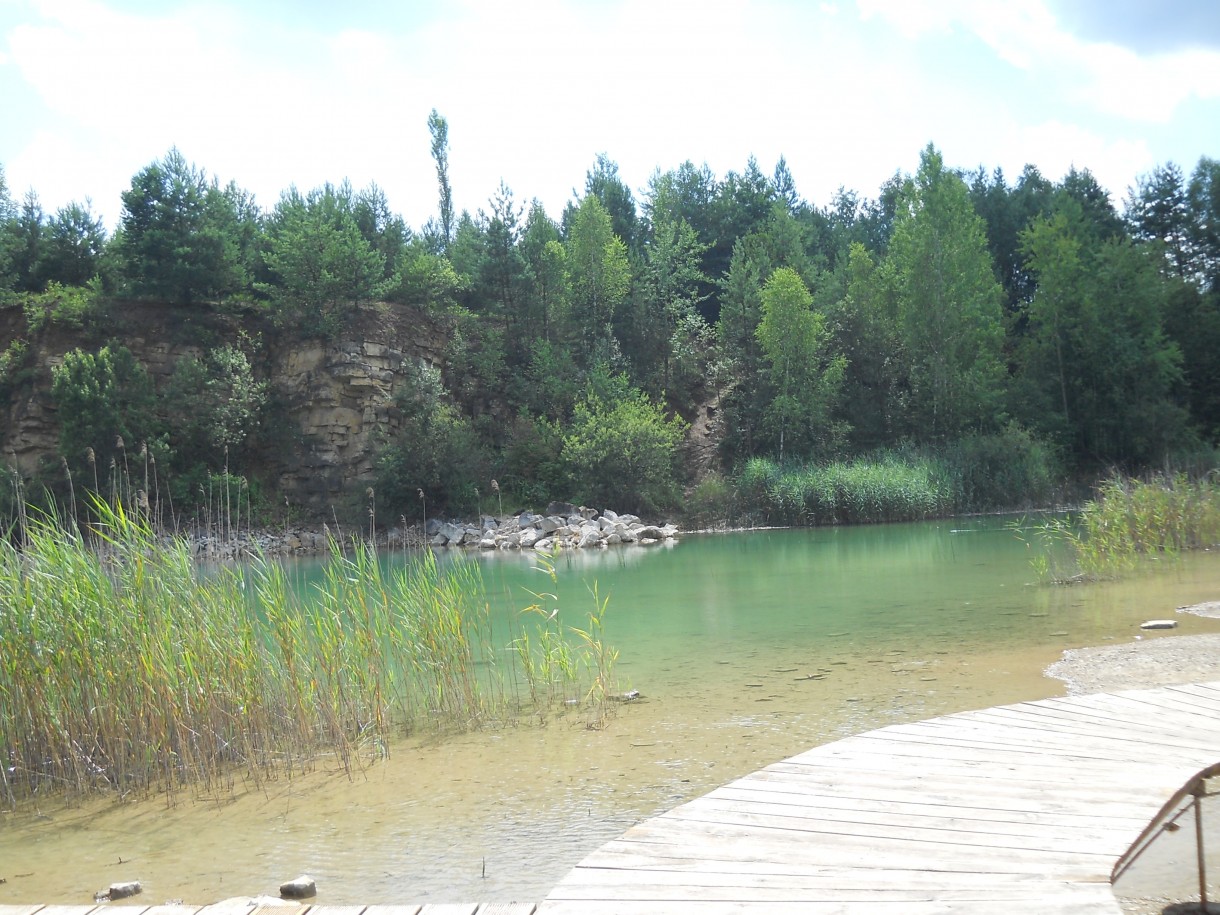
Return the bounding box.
[1034,474,1220,580]
[0,502,619,807]
[512,548,620,729]
[738,455,952,526]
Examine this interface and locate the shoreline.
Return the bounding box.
[1045,601,1220,694]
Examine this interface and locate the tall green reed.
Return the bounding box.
[1031,473,1220,580]
[0,502,621,807]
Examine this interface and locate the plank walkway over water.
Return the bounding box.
[539,680,1220,914]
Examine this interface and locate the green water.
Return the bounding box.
[5,517,1220,905]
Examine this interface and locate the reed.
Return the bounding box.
[1035,473,1220,580]
[737,455,952,526]
[0,502,620,806]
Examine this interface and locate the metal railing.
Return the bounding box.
[1113,763,1220,908]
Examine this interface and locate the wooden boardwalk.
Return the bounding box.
[0,905,536,915]
[539,681,1220,914]
[4,682,1219,914]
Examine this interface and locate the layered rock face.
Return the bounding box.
[0,302,448,515]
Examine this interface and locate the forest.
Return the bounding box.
[1,114,1218,526]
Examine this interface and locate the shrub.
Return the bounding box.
[560,375,687,515]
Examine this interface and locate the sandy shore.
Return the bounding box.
[1045,601,1220,695]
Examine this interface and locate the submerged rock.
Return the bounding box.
[1140,619,1178,630]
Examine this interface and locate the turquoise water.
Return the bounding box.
[5,517,1220,905]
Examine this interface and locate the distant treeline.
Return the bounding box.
[1,120,1218,523]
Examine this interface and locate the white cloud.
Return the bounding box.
[1,0,1215,229]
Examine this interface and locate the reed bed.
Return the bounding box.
[737,455,953,526]
[1037,473,1220,579]
[0,504,616,807]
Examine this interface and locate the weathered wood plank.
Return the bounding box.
[414,906,479,915]
[539,899,1122,914]
[472,905,537,914]
[541,681,1220,914]
[360,907,420,915]
[307,908,368,915]
[0,907,47,915]
[141,906,203,915]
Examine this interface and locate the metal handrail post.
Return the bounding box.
[1196,782,1208,911]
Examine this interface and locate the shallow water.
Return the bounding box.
[5,519,1220,905]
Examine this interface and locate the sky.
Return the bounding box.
[1,0,1218,231]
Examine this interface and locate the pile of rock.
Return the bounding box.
[428,502,679,551]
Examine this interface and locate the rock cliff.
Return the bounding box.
[0,300,448,516]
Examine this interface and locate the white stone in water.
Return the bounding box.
[1140,619,1178,630]
[280,874,317,899]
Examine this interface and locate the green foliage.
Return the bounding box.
[50,345,164,484]
[375,362,487,517]
[1016,198,1187,466]
[889,145,1006,439]
[0,505,622,802]
[937,426,1062,511]
[259,183,389,337]
[684,471,735,528]
[736,454,952,526]
[116,148,250,304]
[566,194,631,363]
[755,267,847,461]
[164,342,268,471]
[1037,474,1220,580]
[20,280,100,331]
[560,374,687,514]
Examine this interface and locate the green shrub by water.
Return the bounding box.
[0,503,617,806]
[1038,474,1220,579]
[736,429,1061,526]
[736,454,952,525]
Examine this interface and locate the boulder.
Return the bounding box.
[279,875,317,899]
[478,536,497,550]
[545,501,579,517]
[108,882,142,901]
[578,529,603,548]
[537,516,561,534]
[518,528,539,549]
[438,521,465,545]
[578,505,598,520]
[602,509,619,522]
[634,525,665,540]
[1140,619,1178,630]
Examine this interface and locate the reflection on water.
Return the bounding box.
[5,518,1220,904]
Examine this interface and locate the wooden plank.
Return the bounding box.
[141,907,202,915]
[361,907,420,915]
[539,898,1123,914]
[472,906,537,914]
[671,794,1139,845]
[415,906,478,915]
[195,902,258,915]
[307,908,368,915]
[540,681,1220,914]
[0,908,45,915]
[31,908,100,915]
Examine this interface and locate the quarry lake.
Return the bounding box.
[5,517,1220,904]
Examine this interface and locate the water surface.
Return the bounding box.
[4,519,1220,904]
